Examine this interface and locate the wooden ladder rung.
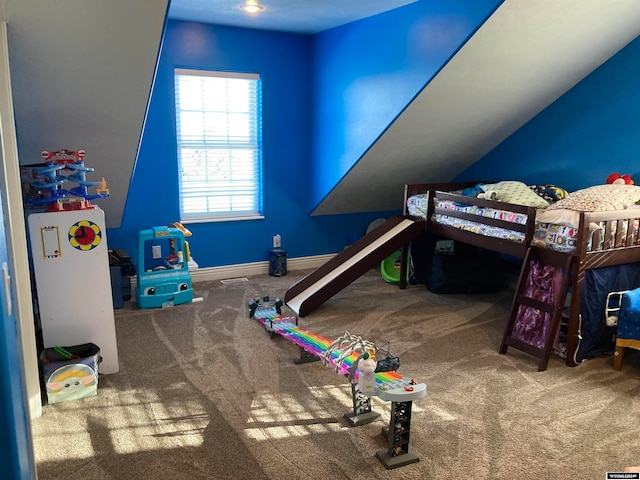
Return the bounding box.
[499,246,574,371]
[514,295,556,315]
[502,336,547,358]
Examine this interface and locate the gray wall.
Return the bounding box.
[6,0,168,228]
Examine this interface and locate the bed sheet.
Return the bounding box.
[531,184,640,254]
[407,194,529,243]
[531,222,578,253]
[432,213,526,243]
[533,212,640,254]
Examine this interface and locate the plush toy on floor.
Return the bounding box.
[606,173,634,185]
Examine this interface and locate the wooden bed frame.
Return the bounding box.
[400,182,640,367]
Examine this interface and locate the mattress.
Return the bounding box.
[407,194,529,244]
[407,194,639,255]
[532,206,640,254]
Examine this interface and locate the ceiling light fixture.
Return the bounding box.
[241,0,264,14]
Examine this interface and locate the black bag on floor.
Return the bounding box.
[40,343,101,404]
[427,249,506,294]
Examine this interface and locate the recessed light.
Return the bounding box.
[241,0,264,14]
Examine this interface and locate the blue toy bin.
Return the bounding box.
[380,250,403,284]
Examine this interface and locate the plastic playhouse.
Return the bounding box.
[135,226,193,309]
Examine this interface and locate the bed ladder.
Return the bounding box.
[499,246,574,371]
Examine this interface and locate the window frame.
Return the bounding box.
[174,68,264,223]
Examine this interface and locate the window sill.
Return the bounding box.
[181,215,265,224]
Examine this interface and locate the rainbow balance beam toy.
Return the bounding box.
[249,296,427,470]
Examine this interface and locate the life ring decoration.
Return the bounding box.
[68,220,102,251]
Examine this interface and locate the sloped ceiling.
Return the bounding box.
[2,0,168,228]
[312,0,640,215]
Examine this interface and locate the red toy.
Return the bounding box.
[606,173,634,185]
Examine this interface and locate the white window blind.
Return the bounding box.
[174,69,262,222]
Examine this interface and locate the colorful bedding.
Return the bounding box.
[407,194,533,244]
[407,181,560,215]
[408,196,529,224]
[481,181,551,209]
[407,195,529,243]
[531,223,578,253]
[405,193,430,218]
[432,213,526,242]
[407,183,640,254]
[532,217,640,254]
[532,184,640,254]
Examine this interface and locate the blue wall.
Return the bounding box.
[107,6,639,272]
[458,35,640,190]
[309,0,503,210]
[107,21,395,269]
[107,2,506,269]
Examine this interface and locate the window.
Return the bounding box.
[174,69,262,222]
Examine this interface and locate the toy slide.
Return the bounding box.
[284,215,425,317]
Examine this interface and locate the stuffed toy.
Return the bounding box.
[606,173,634,185]
[477,191,498,200]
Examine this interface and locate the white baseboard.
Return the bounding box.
[130,253,335,287]
[190,253,335,282]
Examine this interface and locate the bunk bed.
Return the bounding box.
[400,181,640,367]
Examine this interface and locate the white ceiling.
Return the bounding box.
[168,0,418,34]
